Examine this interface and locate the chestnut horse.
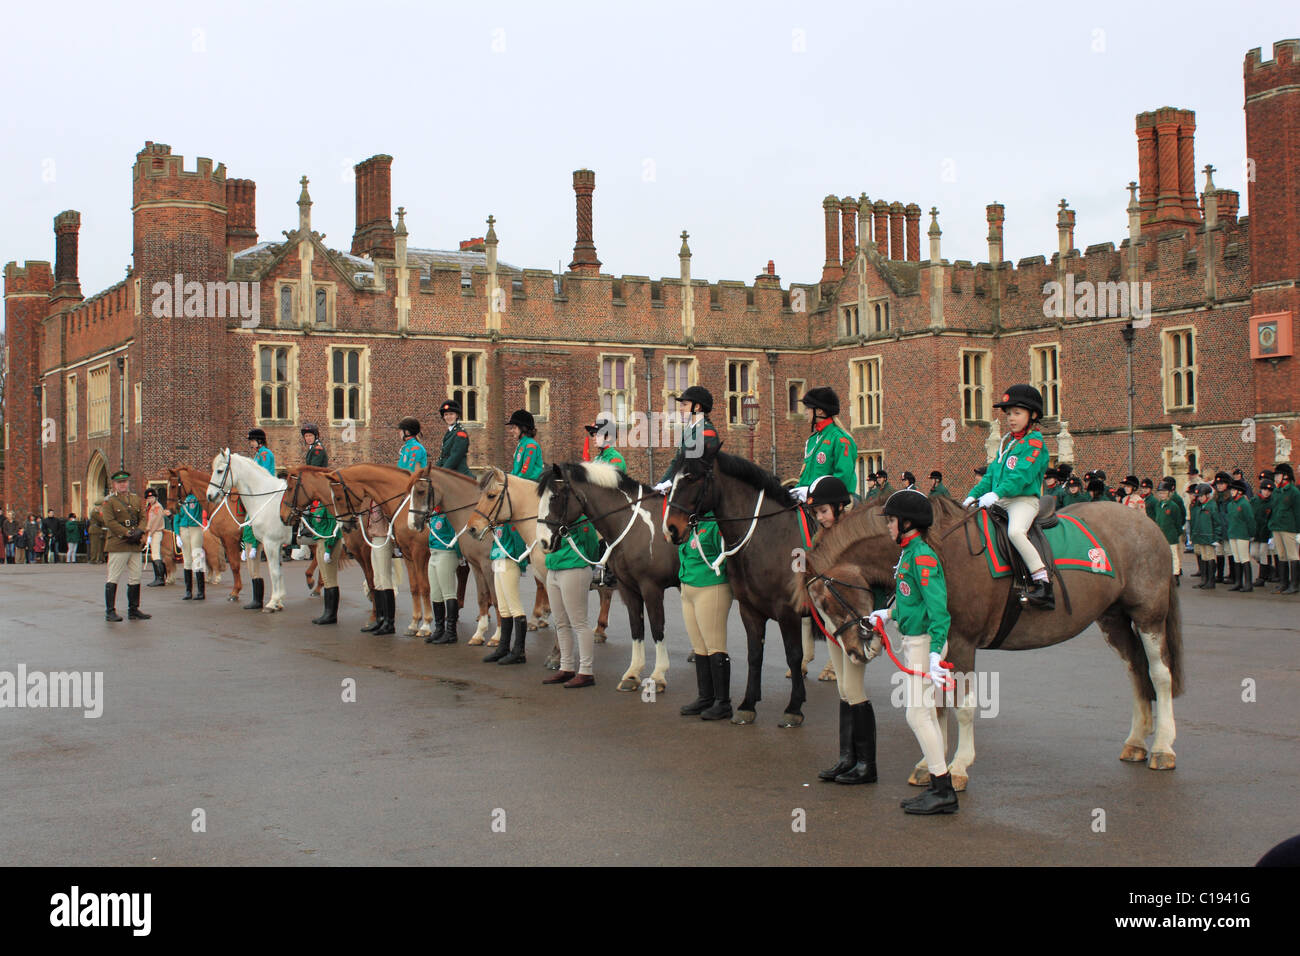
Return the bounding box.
[168,466,244,600]
[282,465,378,623]
[797,495,1185,790]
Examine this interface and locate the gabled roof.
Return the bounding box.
[230,237,522,287]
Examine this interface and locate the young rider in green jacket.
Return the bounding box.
[1150,477,1186,585]
[1224,479,1256,592]
[790,387,857,502]
[677,510,734,722]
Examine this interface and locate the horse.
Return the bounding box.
[206,450,292,612]
[796,495,1185,790]
[169,465,244,599]
[321,463,433,638]
[281,465,378,618]
[461,467,556,648]
[662,452,811,727]
[406,464,506,644]
[537,461,679,692]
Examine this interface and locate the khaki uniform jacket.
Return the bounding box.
[102,493,145,553]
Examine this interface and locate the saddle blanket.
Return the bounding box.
[979,510,1114,579]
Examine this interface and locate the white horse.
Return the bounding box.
[207,449,291,613]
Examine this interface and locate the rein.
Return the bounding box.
[540,476,645,568]
[330,473,413,548]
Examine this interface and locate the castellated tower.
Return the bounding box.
[1244,40,1300,424]
[131,141,232,475]
[2,262,54,513]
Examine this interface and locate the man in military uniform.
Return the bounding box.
[435,400,473,476]
[654,385,721,491]
[928,471,950,499]
[302,423,328,467]
[101,470,152,622]
[789,387,857,502]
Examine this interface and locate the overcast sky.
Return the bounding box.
[1,0,1294,310]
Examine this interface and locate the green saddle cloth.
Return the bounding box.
[978,509,1115,579]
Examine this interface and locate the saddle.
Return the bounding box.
[983,497,1072,643]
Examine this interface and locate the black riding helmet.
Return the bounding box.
[439,399,462,417]
[882,489,933,530]
[808,475,851,509]
[397,417,421,437]
[248,428,267,445]
[993,384,1045,421]
[672,385,713,414]
[800,387,840,418]
[300,423,320,438]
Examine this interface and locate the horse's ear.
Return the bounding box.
[551,463,562,478]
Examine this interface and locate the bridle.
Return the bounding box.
[805,570,881,642]
[408,472,478,531]
[472,471,536,537]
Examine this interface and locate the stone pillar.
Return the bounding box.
[821,196,843,282]
[928,208,944,328]
[889,202,905,261]
[569,169,601,274]
[1126,181,1141,283]
[858,193,873,251]
[1202,166,1218,303]
[679,230,694,341]
[485,214,499,332]
[395,206,411,333]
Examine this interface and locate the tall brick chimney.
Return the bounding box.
[820,196,842,283]
[841,196,858,263]
[872,200,889,260]
[904,203,921,262]
[889,202,905,261]
[52,210,82,306]
[225,179,258,253]
[351,155,395,259]
[569,169,601,274]
[1136,108,1200,234]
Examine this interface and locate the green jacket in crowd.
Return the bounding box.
[678,514,727,587]
[1150,494,1186,545]
[1224,495,1255,540]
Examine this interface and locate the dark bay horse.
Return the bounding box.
[537,461,680,692]
[662,452,811,727]
[797,495,1185,789]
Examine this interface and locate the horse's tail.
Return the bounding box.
[1163,573,1185,698]
[335,546,352,572]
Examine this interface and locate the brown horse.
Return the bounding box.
[168,466,245,600]
[323,464,433,637]
[797,495,1185,790]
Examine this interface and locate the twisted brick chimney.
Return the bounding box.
[569,169,601,274]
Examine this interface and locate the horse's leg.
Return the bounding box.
[777,615,806,728]
[263,543,285,612]
[732,606,767,725]
[617,589,647,691]
[306,555,318,595]
[1135,621,1177,770]
[646,587,670,694]
[594,587,612,643]
[401,556,421,635]
[943,646,978,792]
[468,561,491,645]
[530,570,552,631]
[1096,610,1154,764]
[456,560,469,605]
[225,534,243,601]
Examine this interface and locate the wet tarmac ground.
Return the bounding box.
[1,559,1296,866]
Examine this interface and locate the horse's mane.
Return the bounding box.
[427,465,477,485]
[291,465,335,475]
[713,452,794,505]
[806,500,890,571]
[477,466,505,491]
[550,460,650,497]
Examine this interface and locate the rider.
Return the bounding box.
[654,386,720,493]
[1268,463,1300,595]
[789,387,857,503]
[928,471,950,499]
[174,481,206,601]
[435,400,473,476]
[867,489,958,815]
[807,475,879,786]
[483,410,543,665]
[584,413,626,589]
[1251,480,1275,587]
[302,423,328,467]
[303,497,342,625]
[963,384,1053,609]
[1150,477,1187,586]
[1190,482,1222,590]
[241,427,276,610]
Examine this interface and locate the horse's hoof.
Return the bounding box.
[616,678,639,692]
[817,665,836,682]
[544,659,560,672]
[777,712,804,728]
[730,710,756,725]
[417,626,432,638]
[486,638,500,647]
[467,636,485,646]
[655,680,667,694]
[1148,752,1176,771]
[1118,744,1149,763]
[404,624,419,636]
[951,773,968,792]
[907,768,930,787]
[227,595,239,602]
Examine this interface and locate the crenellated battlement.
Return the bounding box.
[1245,38,1300,83]
[132,141,227,209]
[3,260,54,294]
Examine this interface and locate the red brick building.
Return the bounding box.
[4,39,1298,516]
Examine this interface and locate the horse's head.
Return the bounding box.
[207,450,232,503]
[165,468,183,510]
[322,468,360,531]
[407,466,438,532]
[662,458,717,545]
[805,561,879,665]
[466,467,508,541]
[537,464,585,554]
[280,468,308,525]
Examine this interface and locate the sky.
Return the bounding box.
[1,0,1295,312]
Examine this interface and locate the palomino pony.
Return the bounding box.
[537,461,680,692]
[663,452,811,727]
[323,463,433,638]
[798,495,1185,789]
[462,468,555,645]
[281,465,378,620]
[169,466,244,599]
[207,450,292,612]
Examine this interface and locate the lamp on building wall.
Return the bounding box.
[115,355,125,471]
[742,393,760,462]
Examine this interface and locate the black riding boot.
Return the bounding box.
[374,590,396,635]
[484,616,514,662]
[1271,561,1289,593]
[680,653,715,716]
[127,584,151,620]
[835,701,878,784]
[1202,559,1216,590]
[1215,556,1226,583]
[499,615,528,664]
[195,571,206,600]
[432,599,459,644]
[427,600,446,643]
[360,591,381,632]
[1228,561,1243,591]
[313,587,339,625]
[244,578,265,609]
[105,583,122,622]
[902,771,959,815]
[1024,577,1055,610]
[1254,561,1268,587]
[1286,561,1300,595]
[181,569,194,600]
[699,653,733,721]
[146,560,165,587]
[1241,563,1254,593]
[819,700,855,780]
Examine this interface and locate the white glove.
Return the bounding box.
[978,492,999,509]
[239,549,247,561]
[248,546,257,560]
[867,608,890,628]
[928,652,951,693]
[322,551,332,564]
[962,496,975,508]
[653,480,672,494]
[393,545,403,558]
[1267,538,1274,549]
[791,486,808,503]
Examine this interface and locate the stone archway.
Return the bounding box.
[86,452,110,511]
